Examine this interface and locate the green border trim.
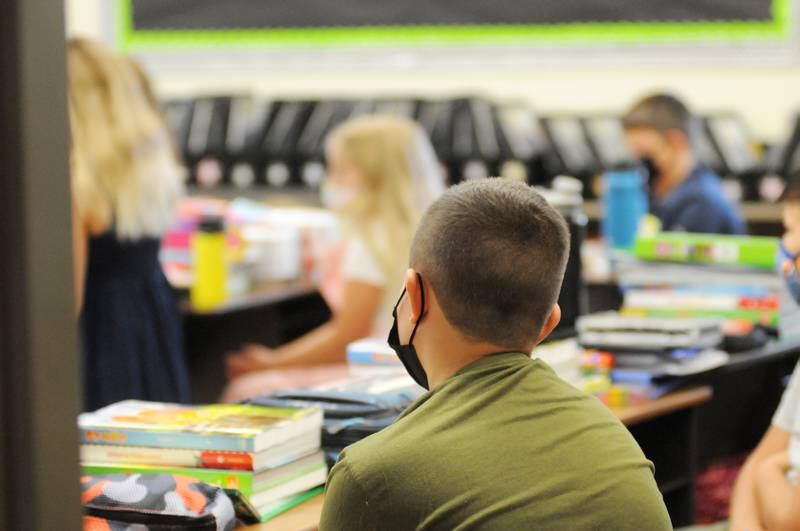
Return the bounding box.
[116,0,791,51]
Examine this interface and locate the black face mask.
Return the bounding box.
[639,156,660,184]
[387,273,429,390]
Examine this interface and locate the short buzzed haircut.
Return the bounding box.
[622,93,692,137]
[410,179,570,348]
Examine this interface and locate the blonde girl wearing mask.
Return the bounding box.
[69,38,188,411]
[224,115,443,399]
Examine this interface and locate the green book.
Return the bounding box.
[224,485,324,523]
[82,450,326,498]
[258,486,324,522]
[83,462,256,492]
[621,307,779,327]
[634,233,779,270]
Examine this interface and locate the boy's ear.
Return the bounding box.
[405,268,424,323]
[535,304,562,345]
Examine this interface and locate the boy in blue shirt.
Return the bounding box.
[623,93,745,235]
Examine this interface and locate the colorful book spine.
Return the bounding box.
[80,445,254,470]
[634,233,778,269]
[80,428,260,452]
[82,460,327,499]
[621,307,779,327]
[82,463,255,495]
[346,351,402,366]
[259,486,324,523]
[624,290,779,311]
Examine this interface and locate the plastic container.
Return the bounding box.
[241,225,302,282]
[191,216,227,310]
[602,169,648,250]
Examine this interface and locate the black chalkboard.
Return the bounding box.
[130,0,774,31]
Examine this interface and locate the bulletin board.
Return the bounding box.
[118,0,791,50]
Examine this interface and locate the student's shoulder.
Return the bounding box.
[326,428,407,505]
[333,423,404,474]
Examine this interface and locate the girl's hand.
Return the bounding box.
[225,344,277,379]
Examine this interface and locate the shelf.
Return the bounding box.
[583,200,781,223]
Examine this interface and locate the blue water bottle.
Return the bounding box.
[602,169,648,250]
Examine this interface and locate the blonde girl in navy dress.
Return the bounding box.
[68,38,188,411]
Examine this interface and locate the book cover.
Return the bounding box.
[80,430,321,471]
[79,400,322,452]
[249,466,328,509]
[634,233,778,269]
[621,307,779,327]
[616,261,784,291]
[82,463,256,494]
[346,338,401,366]
[624,290,779,312]
[82,451,327,499]
[258,486,324,522]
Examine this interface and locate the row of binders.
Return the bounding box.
[164,95,800,201]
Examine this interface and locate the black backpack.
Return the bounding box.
[247,390,415,464]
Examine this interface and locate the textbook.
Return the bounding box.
[83,451,328,509]
[81,451,328,512]
[346,338,401,366]
[623,288,779,312]
[80,429,320,471]
[257,486,324,522]
[621,307,779,328]
[79,400,323,452]
[614,255,794,332]
[633,233,778,269]
[617,263,785,291]
[576,311,724,351]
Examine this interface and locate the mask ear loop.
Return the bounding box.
[408,273,425,344]
[392,288,406,319]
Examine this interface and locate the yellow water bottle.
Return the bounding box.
[191,216,227,310]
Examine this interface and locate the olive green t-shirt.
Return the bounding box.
[320,352,671,530]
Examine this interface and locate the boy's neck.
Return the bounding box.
[654,151,695,199]
[417,325,528,389]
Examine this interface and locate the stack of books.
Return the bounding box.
[576,311,729,398]
[617,232,800,336]
[79,400,327,523]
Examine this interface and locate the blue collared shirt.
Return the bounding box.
[651,165,745,235]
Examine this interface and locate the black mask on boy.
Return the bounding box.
[387,273,429,390]
[639,156,660,184]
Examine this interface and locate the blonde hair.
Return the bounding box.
[68,38,184,240]
[326,115,444,284]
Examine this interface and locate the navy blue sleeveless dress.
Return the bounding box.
[80,231,190,411]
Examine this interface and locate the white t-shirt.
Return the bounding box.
[340,236,400,338]
[773,360,800,482]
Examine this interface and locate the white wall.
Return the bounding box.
[65,0,106,42]
[65,0,800,142]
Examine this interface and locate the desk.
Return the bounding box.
[242,386,712,531]
[618,387,712,527]
[243,494,324,531]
